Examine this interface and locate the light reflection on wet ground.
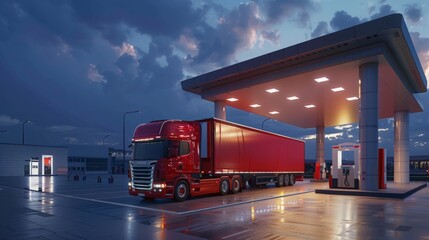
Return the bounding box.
[1,175,428,239]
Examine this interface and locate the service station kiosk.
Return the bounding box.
[331,142,387,190]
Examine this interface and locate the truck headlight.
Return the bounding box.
[128,181,132,187]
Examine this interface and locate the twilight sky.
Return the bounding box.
[0,0,428,158]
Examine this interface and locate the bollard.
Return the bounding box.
[107,175,114,184]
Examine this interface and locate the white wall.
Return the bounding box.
[0,144,68,176]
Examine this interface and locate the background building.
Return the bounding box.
[0,143,68,176]
[68,146,109,175]
[108,148,132,174]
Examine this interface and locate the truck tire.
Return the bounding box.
[231,178,241,194]
[174,180,189,202]
[276,174,284,187]
[220,178,229,195]
[284,174,290,186]
[289,174,295,186]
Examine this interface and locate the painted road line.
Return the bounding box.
[222,229,251,239]
[2,184,315,215]
[54,193,181,215]
[47,189,314,215]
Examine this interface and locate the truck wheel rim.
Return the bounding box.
[178,183,187,198]
[222,181,228,192]
[233,179,239,191]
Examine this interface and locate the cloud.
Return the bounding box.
[48,125,76,132]
[115,42,138,58]
[185,2,264,71]
[410,32,429,85]
[334,124,353,130]
[330,10,361,31]
[64,137,79,144]
[311,21,329,38]
[70,0,207,45]
[260,30,280,44]
[370,4,395,20]
[88,64,107,83]
[262,0,316,26]
[404,4,423,23]
[184,1,317,73]
[0,115,20,126]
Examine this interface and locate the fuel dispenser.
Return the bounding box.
[331,143,387,189]
[314,162,326,180]
[331,143,359,189]
[339,165,355,188]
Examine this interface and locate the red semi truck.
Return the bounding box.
[128,118,304,201]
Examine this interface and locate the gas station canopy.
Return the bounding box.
[182,14,427,128]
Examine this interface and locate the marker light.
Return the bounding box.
[287,96,299,100]
[305,105,316,108]
[227,98,238,102]
[266,88,279,93]
[250,104,261,108]
[331,87,344,92]
[269,111,279,114]
[314,77,329,82]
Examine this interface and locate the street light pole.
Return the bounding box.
[22,120,31,145]
[102,134,110,146]
[123,110,142,173]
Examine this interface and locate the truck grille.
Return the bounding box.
[130,161,156,190]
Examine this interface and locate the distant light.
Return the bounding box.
[305,105,316,108]
[346,96,359,101]
[269,111,279,114]
[314,77,329,83]
[266,88,279,93]
[227,98,238,102]
[287,96,299,101]
[250,104,261,108]
[331,87,344,92]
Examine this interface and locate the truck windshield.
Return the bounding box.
[133,140,169,160]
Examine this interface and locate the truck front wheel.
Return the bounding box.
[174,180,189,202]
[220,179,229,195]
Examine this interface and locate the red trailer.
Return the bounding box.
[128,118,304,201]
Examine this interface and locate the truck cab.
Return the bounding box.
[128,120,200,201]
